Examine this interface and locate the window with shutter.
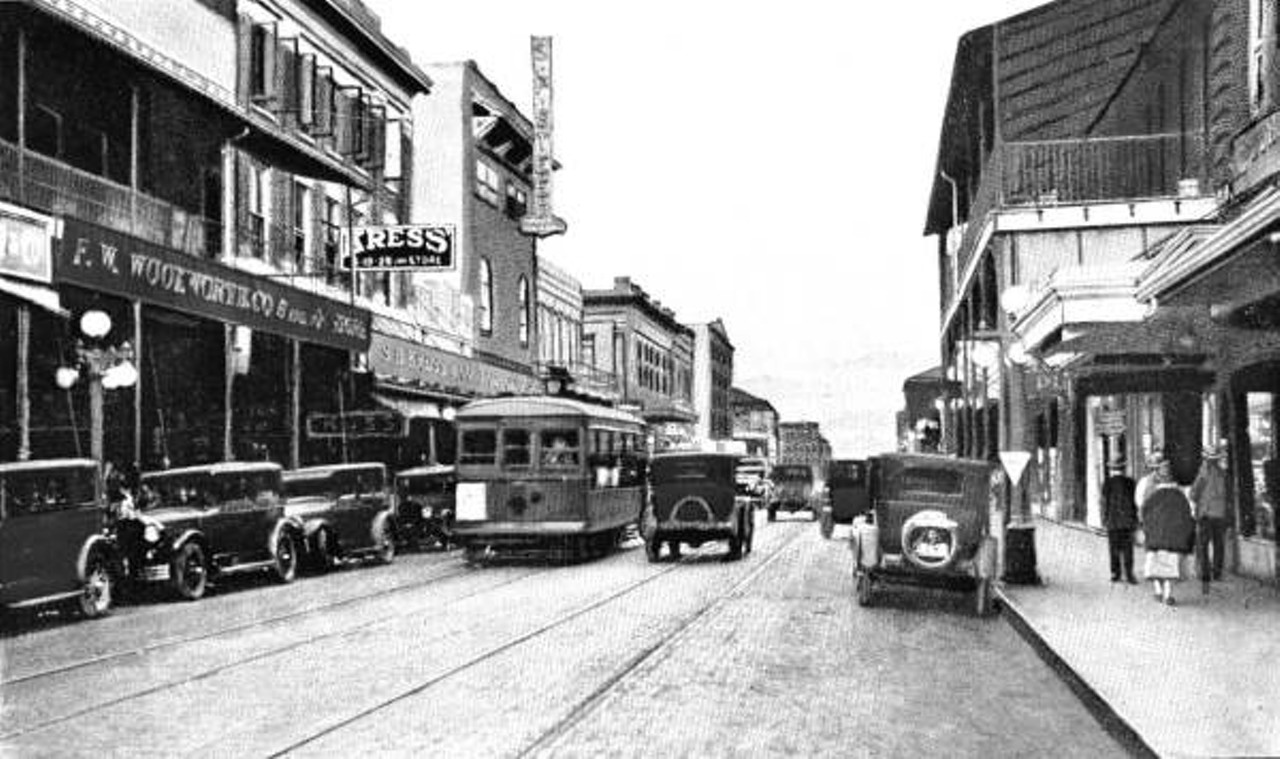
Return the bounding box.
[298,54,316,131]
[249,23,278,104]
[278,38,299,125]
[313,67,335,137]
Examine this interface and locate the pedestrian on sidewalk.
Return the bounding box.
[1139,456,1196,606]
[1190,442,1230,583]
[1135,449,1165,514]
[1101,462,1138,583]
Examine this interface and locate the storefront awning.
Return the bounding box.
[0,276,69,317]
[373,392,444,420]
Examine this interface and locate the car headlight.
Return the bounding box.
[143,520,163,544]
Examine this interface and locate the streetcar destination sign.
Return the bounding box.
[344,224,456,271]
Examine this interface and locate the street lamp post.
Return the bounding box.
[56,309,138,464]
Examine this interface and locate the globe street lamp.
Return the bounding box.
[56,309,137,463]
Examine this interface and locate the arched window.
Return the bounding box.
[479,258,493,335]
[518,275,530,347]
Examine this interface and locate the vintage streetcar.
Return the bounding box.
[451,396,647,562]
[850,453,999,616]
[0,459,118,619]
[820,458,870,538]
[643,451,755,562]
[393,464,457,551]
[118,462,301,600]
[281,462,397,571]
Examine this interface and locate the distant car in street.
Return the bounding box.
[281,462,397,571]
[0,459,118,619]
[644,452,754,562]
[734,456,771,509]
[820,459,870,538]
[850,453,998,616]
[768,464,816,521]
[118,462,300,600]
[394,464,456,551]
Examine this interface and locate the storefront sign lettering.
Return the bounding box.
[0,203,54,283]
[369,332,541,397]
[55,219,370,352]
[345,224,455,271]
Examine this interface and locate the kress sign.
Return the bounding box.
[344,224,455,271]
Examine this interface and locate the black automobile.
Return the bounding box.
[281,463,397,571]
[0,459,118,619]
[820,459,870,538]
[118,462,300,600]
[643,452,754,562]
[850,454,998,616]
[393,464,456,551]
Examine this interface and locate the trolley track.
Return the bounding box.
[267,524,806,757]
[2,560,480,687]
[0,565,552,740]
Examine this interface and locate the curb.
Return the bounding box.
[995,586,1159,759]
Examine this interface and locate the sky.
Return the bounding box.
[368,0,1047,457]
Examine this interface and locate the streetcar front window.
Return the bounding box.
[460,428,498,465]
[502,429,531,468]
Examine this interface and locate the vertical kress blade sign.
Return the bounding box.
[520,36,568,237]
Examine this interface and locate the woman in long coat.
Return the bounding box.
[1140,470,1196,606]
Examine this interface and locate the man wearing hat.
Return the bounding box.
[1101,460,1138,583]
[1190,441,1230,582]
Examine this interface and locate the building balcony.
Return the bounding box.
[0,138,220,259]
[942,133,1211,313]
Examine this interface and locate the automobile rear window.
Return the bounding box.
[283,474,331,498]
[1,469,95,516]
[895,468,964,496]
[653,458,733,483]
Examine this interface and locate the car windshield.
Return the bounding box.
[0,468,96,515]
[399,476,451,496]
[895,467,965,496]
[829,461,866,486]
[773,466,812,483]
[140,472,215,509]
[282,474,331,499]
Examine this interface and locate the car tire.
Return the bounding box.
[745,517,755,554]
[767,506,777,522]
[727,530,743,560]
[667,541,681,560]
[855,570,874,607]
[273,531,298,584]
[171,541,208,601]
[77,551,114,618]
[373,520,396,565]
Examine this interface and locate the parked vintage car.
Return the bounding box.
[117,462,300,600]
[281,463,397,571]
[820,459,870,538]
[394,464,456,551]
[849,453,998,616]
[643,452,754,562]
[0,459,117,618]
[768,463,816,521]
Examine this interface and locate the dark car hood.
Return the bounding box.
[129,506,204,528]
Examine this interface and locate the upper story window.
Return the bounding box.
[479,258,493,335]
[323,196,343,286]
[518,276,530,347]
[1251,0,1280,114]
[291,181,309,272]
[249,22,278,106]
[475,160,502,206]
[247,163,269,258]
[505,183,528,219]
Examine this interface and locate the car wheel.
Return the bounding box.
[373,520,396,565]
[667,541,681,560]
[767,506,777,522]
[855,570,874,607]
[727,532,743,561]
[171,542,208,601]
[273,531,298,584]
[77,551,114,618]
[745,518,755,554]
[975,578,993,617]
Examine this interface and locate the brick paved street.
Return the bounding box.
[2,515,1125,757]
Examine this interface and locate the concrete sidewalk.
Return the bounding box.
[996,518,1280,759]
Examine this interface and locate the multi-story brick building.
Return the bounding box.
[583,276,695,448]
[691,319,733,443]
[0,0,433,470]
[730,386,778,463]
[778,421,831,485]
